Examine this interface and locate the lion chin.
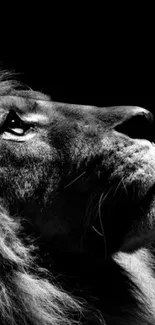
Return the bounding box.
[1,71,155,324]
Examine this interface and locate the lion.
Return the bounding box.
[0,71,155,324]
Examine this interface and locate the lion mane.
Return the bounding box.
[1,72,155,324]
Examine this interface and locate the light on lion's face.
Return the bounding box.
[0,90,155,253]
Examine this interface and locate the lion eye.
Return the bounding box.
[3,111,31,136]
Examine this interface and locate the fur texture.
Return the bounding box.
[0,72,155,324]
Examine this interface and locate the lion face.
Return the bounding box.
[0,87,155,255]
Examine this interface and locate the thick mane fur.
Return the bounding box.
[0,207,84,325]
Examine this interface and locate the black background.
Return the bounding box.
[1,60,155,114]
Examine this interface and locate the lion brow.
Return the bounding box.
[0,98,38,114]
[0,95,52,117]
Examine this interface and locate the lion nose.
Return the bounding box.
[115,108,154,142]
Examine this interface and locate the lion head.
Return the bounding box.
[0,76,154,250]
[0,72,155,324]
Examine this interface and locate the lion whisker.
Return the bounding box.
[64,171,86,189]
[98,192,107,259]
[113,176,128,197]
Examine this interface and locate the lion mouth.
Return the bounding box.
[116,183,155,253]
[88,181,155,255]
[140,182,155,209]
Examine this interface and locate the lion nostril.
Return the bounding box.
[115,111,154,142]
